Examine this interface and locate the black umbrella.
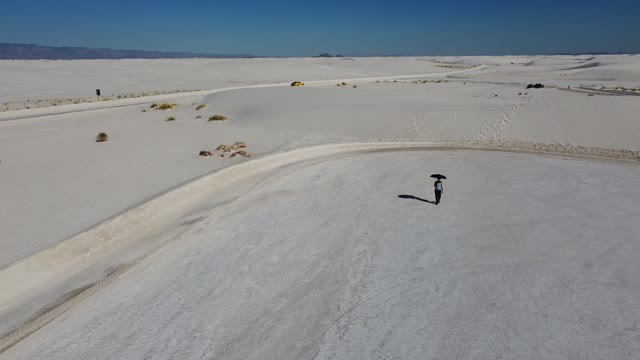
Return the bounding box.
[430,174,447,180]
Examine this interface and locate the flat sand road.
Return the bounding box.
[3,151,640,359]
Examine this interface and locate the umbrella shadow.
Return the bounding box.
[398,195,436,204]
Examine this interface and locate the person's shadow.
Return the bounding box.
[398,195,436,204]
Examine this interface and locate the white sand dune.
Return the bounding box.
[3,151,640,360]
[1,55,639,358]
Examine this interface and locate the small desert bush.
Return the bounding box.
[199,151,213,157]
[166,116,176,121]
[195,104,207,110]
[157,103,174,110]
[150,103,158,109]
[96,132,109,142]
[230,150,252,158]
[195,115,202,119]
[208,114,227,121]
[216,144,232,152]
[141,109,147,112]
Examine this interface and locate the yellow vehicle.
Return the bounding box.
[291,81,304,87]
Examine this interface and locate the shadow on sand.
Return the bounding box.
[398,195,436,204]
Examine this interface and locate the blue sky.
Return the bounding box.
[1,0,639,56]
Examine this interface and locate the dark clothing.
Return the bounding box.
[434,180,443,204]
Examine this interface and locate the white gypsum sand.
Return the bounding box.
[0,55,639,358]
[3,151,640,360]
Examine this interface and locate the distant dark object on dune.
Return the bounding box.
[199,151,213,157]
[317,53,332,58]
[527,83,545,89]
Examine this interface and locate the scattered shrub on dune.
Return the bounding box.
[208,114,227,122]
[195,104,207,110]
[96,132,109,142]
[216,144,232,152]
[166,116,176,121]
[230,150,252,158]
[157,103,175,110]
[199,151,212,157]
[150,103,158,109]
[196,115,202,119]
[141,109,147,112]
[353,85,357,88]
[216,141,246,153]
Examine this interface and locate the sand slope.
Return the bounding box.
[3,151,640,359]
[1,56,640,357]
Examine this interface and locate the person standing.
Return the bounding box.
[434,179,443,205]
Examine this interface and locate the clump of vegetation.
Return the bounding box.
[435,64,470,69]
[166,116,176,121]
[96,132,109,142]
[150,103,158,109]
[526,83,544,89]
[200,141,251,159]
[216,144,233,152]
[156,103,175,110]
[208,114,228,121]
[421,80,447,84]
[195,104,207,110]
[141,109,147,112]
[353,85,357,88]
[195,115,202,119]
[230,150,252,158]
[216,141,248,153]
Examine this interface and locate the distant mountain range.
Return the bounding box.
[0,43,254,60]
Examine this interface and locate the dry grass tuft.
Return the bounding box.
[166,116,176,121]
[199,151,213,157]
[208,114,227,121]
[195,115,202,119]
[150,103,158,109]
[216,141,247,153]
[96,132,109,142]
[230,150,252,158]
[195,104,207,110]
[157,103,175,110]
